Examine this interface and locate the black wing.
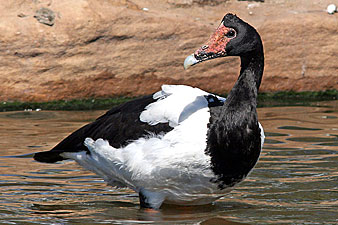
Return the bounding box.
[34,95,173,163]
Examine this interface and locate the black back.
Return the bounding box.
[34,95,172,163]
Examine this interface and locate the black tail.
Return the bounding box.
[33,150,68,163]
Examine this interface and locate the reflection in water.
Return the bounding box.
[0,101,337,224]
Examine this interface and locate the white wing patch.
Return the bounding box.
[140,85,225,127]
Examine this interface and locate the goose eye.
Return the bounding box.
[225,29,236,38]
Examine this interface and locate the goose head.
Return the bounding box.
[184,13,262,69]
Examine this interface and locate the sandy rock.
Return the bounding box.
[0,0,337,102]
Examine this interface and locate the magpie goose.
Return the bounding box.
[34,13,265,209]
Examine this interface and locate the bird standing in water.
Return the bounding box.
[34,13,265,209]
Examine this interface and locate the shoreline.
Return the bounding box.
[1,90,336,112]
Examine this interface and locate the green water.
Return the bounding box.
[0,101,337,224]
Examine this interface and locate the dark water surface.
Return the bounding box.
[0,101,337,225]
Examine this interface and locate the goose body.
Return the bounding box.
[34,13,265,209]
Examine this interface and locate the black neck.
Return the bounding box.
[239,47,264,91]
[205,47,264,188]
[207,46,265,142]
[224,48,264,109]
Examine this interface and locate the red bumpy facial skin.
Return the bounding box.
[195,22,232,58]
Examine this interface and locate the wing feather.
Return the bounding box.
[140,85,225,127]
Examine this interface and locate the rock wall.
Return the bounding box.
[0,0,337,101]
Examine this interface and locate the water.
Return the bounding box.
[0,101,337,225]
